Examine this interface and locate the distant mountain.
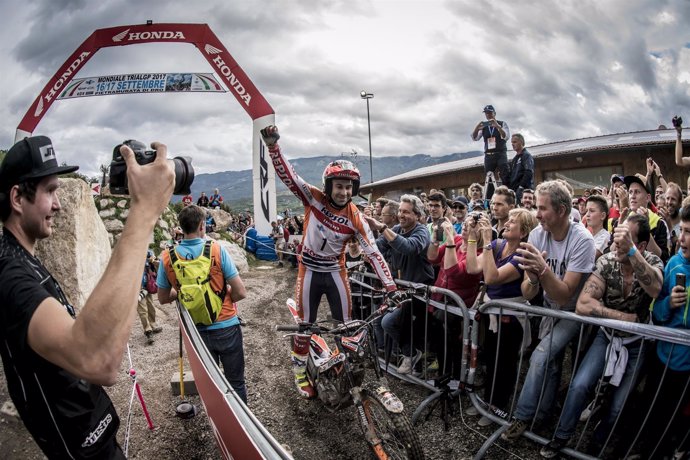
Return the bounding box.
[181,150,482,208]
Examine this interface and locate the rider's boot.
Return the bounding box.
[292,335,315,399]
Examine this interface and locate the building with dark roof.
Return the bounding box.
[360,128,690,200]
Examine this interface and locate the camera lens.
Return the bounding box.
[171,156,195,195]
[109,140,195,195]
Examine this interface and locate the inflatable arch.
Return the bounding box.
[16,22,277,235]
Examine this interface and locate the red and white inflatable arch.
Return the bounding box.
[16,22,277,235]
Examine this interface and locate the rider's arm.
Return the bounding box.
[675,128,690,167]
[262,129,318,207]
[355,215,397,292]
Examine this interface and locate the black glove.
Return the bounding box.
[386,289,407,306]
[260,125,280,148]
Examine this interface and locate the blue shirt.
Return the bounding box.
[653,252,690,371]
[157,238,238,289]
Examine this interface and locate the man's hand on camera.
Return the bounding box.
[121,142,174,218]
[260,125,280,148]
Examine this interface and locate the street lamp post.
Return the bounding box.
[360,90,374,183]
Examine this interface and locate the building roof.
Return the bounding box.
[361,128,689,189]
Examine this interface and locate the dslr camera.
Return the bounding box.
[672,115,683,129]
[470,211,483,222]
[109,140,195,195]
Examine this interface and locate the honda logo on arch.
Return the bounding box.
[204,44,223,54]
[112,28,186,42]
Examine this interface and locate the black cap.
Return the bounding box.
[483,104,495,113]
[610,174,624,184]
[623,175,647,191]
[470,199,485,210]
[0,136,78,192]
[453,196,469,207]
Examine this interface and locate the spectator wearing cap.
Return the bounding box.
[507,133,534,205]
[0,135,174,457]
[451,197,469,233]
[471,104,511,193]
[614,175,669,262]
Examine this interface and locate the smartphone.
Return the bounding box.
[676,273,686,289]
[435,226,444,243]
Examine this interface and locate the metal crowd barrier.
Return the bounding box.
[470,299,690,460]
[348,273,690,459]
[177,303,292,460]
[348,272,472,421]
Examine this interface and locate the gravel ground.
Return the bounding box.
[0,262,536,460]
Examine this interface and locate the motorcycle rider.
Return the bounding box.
[261,125,398,398]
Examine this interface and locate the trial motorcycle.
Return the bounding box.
[276,295,425,460]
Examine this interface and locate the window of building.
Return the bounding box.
[544,165,623,196]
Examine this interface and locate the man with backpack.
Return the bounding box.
[157,205,249,403]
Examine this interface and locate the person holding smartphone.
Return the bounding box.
[635,205,690,458]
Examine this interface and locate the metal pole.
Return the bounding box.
[366,98,373,183]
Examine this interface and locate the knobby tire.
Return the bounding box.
[360,389,425,460]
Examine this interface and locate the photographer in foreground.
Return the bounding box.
[0,136,173,458]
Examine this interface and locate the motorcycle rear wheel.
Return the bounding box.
[360,389,425,460]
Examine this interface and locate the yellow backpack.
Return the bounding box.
[164,240,226,326]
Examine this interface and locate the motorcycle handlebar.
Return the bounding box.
[275,325,302,332]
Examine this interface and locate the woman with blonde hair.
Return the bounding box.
[466,207,538,425]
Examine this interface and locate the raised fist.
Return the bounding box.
[260,125,280,148]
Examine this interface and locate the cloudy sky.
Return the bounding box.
[1,0,689,179]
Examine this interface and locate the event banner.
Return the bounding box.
[56,73,225,99]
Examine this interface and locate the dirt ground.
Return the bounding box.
[0,262,527,460]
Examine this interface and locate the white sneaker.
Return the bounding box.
[398,349,422,374]
[465,405,480,416]
[477,415,493,427]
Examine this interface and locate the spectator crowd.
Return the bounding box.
[331,119,690,459]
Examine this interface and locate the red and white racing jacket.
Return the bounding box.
[268,144,396,292]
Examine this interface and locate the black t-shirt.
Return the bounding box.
[0,231,121,459]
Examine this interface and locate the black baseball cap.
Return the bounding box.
[470,199,485,210]
[610,174,624,184]
[483,104,496,113]
[0,136,78,192]
[623,175,647,191]
[452,196,469,208]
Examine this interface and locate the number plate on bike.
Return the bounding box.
[318,352,346,372]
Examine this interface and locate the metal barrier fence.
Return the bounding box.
[348,273,690,460]
[471,300,690,460]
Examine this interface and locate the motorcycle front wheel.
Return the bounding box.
[359,388,425,460]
